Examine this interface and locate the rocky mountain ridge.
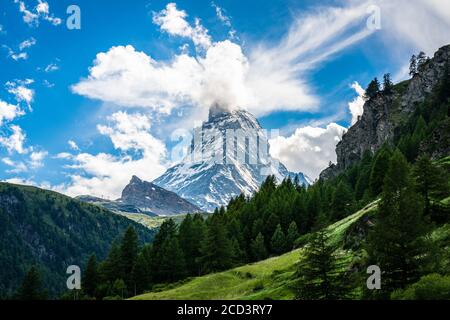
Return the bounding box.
[320,44,450,180]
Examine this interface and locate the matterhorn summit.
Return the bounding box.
[153,106,311,211]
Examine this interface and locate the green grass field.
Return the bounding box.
[131,202,377,300]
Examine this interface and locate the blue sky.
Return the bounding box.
[0,0,449,198]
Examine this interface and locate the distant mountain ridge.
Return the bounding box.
[78,176,201,216]
[154,107,311,212]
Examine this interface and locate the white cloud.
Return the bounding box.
[2,157,27,173]
[211,2,231,27]
[0,24,5,34]
[68,140,79,151]
[269,123,347,180]
[11,52,28,61]
[55,152,73,159]
[14,0,61,27]
[29,150,48,168]
[6,79,34,110]
[0,100,24,125]
[348,81,365,125]
[0,125,27,154]
[44,63,59,72]
[57,111,167,199]
[153,3,212,50]
[19,37,37,51]
[73,2,378,119]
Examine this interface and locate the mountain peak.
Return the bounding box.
[154,109,310,212]
[130,175,142,183]
[121,176,200,216]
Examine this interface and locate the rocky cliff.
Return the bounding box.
[320,44,450,180]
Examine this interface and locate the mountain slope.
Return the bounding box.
[131,203,376,300]
[154,107,310,212]
[0,182,155,298]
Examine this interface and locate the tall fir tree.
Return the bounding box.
[271,224,286,254]
[365,78,380,100]
[413,155,449,217]
[132,244,153,294]
[120,226,139,294]
[199,213,234,272]
[383,73,394,94]
[251,233,268,261]
[294,229,351,300]
[83,254,98,298]
[330,180,354,221]
[369,146,392,197]
[159,236,186,282]
[367,150,429,296]
[17,266,47,300]
[286,221,299,250]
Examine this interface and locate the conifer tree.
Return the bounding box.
[367,150,428,295]
[199,214,234,272]
[159,237,186,282]
[17,266,47,300]
[83,254,98,298]
[331,181,354,221]
[383,73,394,94]
[413,155,449,216]
[369,146,392,197]
[251,233,268,261]
[365,78,380,100]
[120,226,139,293]
[132,244,153,294]
[286,221,299,250]
[271,224,286,254]
[294,229,351,300]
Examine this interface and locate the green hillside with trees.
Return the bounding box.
[0,183,155,299]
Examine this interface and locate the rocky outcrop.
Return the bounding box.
[120,175,201,216]
[320,44,450,179]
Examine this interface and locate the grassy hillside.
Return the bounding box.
[0,183,155,298]
[131,202,376,300]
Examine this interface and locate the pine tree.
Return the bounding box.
[409,54,417,76]
[179,214,205,275]
[83,254,98,298]
[132,244,153,294]
[251,233,268,261]
[383,73,394,94]
[417,51,428,70]
[413,155,449,217]
[98,240,121,284]
[369,146,392,197]
[294,229,351,300]
[330,181,354,221]
[17,266,47,300]
[159,237,186,282]
[120,226,139,293]
[367,150,429,296]
[365,78,380,100]
[286,221,299,250]
[271,224,286,254]
[199,214,234,272]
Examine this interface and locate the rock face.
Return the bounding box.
[120,176,201,216]
[153,108,311,212]
[320,44,450,179]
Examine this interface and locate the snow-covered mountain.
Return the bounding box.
[153,106,311,212]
